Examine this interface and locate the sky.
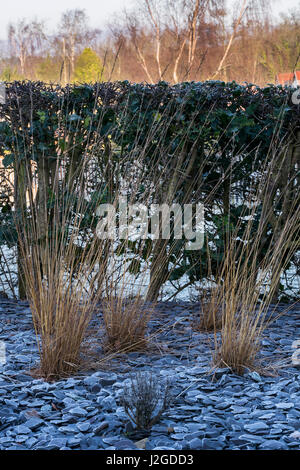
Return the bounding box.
[0,0,299,40]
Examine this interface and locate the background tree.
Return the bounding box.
[258,10,300,81]
[0,65,23,81]
[8,19,46,77]
[55,9,101,83]
[0,3,299,85]
[73,47,103,83]
[35,55,61,82]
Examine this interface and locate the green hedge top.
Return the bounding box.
[0,80,299,167]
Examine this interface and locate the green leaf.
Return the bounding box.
[2,153,14,167]
[84,116,91,128]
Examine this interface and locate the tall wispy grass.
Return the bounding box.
[207,141,300,374]
[1,81,298,380]
[16,162,109,379]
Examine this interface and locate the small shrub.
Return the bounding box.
[121,372,173,430]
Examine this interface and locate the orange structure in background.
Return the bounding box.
[277,71,300,87]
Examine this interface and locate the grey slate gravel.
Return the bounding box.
[0,298,299,450]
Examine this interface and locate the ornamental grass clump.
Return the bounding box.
[101,294,152,353]
[212,144,300,374]
[17,167,109,380]
[193,281,224,331]
[213,220,299,375]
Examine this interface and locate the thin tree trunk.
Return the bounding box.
[135,43,154,83]
[187,0,200,79]
[35,157,50,281]
[14,159,28,299]
[210,0,247,80]
[145,0,162,80]
[146,144,189,302]
[62,37,67,85]
[270,131,300,301]
[173,38,186,83]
